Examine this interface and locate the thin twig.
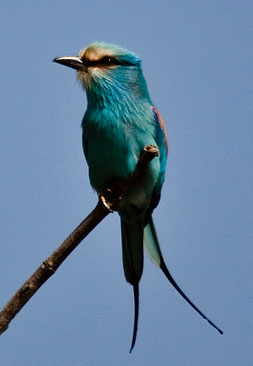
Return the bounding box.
[0,145,159,335]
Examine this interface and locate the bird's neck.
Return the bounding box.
[85,70,152,112]
[86,87,141,112]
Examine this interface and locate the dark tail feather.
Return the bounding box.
[121,219,143,285]
[160,259,223,334]
[129,284,139,353]
[121,219,144,352]
[144,216,223,335]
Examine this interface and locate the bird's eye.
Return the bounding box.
[100,56,119,66]
[104,57,112,64]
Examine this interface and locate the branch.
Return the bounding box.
[0,145,159,335]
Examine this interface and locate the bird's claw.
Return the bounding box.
[100,195,114,212]
[100,187,123,212]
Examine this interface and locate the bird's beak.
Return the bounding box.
[53,56,88,72]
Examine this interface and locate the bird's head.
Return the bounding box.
[54,42,150,104]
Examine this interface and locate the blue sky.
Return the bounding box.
[1,1,252,365]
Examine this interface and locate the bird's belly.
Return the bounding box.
[87,138,137,194]
[87,137,160,221]
[87,136,160,197]
[83,109,160,215]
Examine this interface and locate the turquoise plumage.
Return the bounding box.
[54,42,222,351]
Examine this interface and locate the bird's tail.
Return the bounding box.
[144,216,223,335]
[121,219,144,352]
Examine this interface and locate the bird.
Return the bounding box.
[53,42,223,352]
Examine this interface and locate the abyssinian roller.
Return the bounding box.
[54,42,223,352]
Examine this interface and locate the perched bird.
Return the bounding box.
[53,42,223,351]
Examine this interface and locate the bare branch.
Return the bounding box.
[0,145,159,335]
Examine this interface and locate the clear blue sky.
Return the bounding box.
[1,1,252,365]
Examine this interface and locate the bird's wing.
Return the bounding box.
[152,106,168,154]
[147,106,168,212]
[145,110,223,335]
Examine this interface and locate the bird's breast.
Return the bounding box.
[82,104,159,202]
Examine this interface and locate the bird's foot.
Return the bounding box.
[100,194,114,212]
[100,188,123,212]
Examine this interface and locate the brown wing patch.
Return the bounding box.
[153,106,168,153]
